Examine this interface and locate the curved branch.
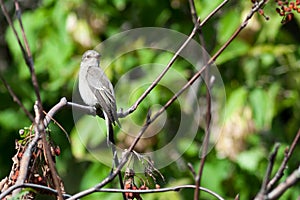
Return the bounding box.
[0,183,72,199]
[96,185,225,200]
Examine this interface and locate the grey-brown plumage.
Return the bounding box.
[79,50,125,199]
[79,50,120,142]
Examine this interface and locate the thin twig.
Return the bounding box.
[187,1,211,199]
[14,1,31,58]
[68,116,154,200]
[119,0,229,118]
[188,0,208,50]
[188,0,198,25]
[2,1,64,198]
[67,101,97,116]
[195,88,211,200]
[1,97,81,198]
[96,185,225,200]
[267,128,300,190]
[0,75,34,122]
[44,98,68,125]
[68,2,231,197]
[12,103,41,196]
[1,0,42,110]
[0,183,224,200]
[194,2,271,195]
[43,97,98,127]
[14,0,42,109]
[43,110,70,143]
[14,1,64,198]
[263,143,281,193]
[187,163,196,178]
[69,1,270,199]
[267,166,300,199]
[40,104,64,200]
[0,0,27,64]
[69,183,226,200]
[0,183,72,199]
[255,143,280,200]
[234,194,240,200]
[153,0,268,135]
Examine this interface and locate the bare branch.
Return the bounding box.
[119,0,229,118]
[267,166,300,199]
[13,0,42,109]
[234,194,240,200]
[187,1,212,199]
[0,183,224,200]
[96,185,225,200]
[255,143,280,200]
[187,163,196,178]
[267,129,300,190]
[12,103,41,196]
[0,183,72,199]
[69,2,270,198]
[0,75,34,122]
[188,0,198,25]
[40,104,64,200]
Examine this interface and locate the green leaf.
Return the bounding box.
[249,88,275,129]
[217,10,241,44]
[236,147,265,173]
[195,0,225,19]
[202,158,231,196]
[224,87,248,120]
[265,84,280,126]
[249,88,267,129]
[243,57,259,87]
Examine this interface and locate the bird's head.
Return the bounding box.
[81,50,101,63]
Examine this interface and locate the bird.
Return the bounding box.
[78,50,126,199]
[78,49,120,144]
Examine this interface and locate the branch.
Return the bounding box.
[67,3,232,197]
[68,184,225,200]
[68,1,270,198]
[118,0,229,118]
[187,1,212,199]
[12,103,41,196]
[267,128,300,190]
[95,185,225,200]
[13,0,42,110]
[0,183,72,199]
[255,143,280,200]
[267,166,300,199]
[0,75,34,122]
[0,183,224,200]
[1,2,66,198]
[67,116,155,200]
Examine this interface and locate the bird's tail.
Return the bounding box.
[104,112,126,199]
[104,112,117,160]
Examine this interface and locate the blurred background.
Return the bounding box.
[0,0,300,199]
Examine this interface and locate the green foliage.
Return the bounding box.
[1,0,300,199]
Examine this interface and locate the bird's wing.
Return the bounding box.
[86,66,119,125]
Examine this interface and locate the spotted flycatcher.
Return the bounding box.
[78,50,120,144]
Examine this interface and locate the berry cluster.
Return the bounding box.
[124,168,162,200]
[275,0,300,23]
